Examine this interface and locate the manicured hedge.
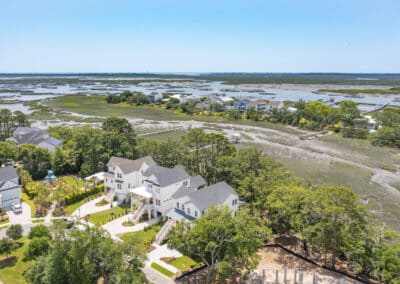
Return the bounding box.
[64,184,104,205]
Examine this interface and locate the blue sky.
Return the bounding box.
[0,0,399,73]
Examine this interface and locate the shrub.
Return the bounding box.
[28,224,51,239]
[6,224,23,240]
[64,184,104,205]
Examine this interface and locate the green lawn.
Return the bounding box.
[86,203,131,226]
[142,130,187,142]
[120,223,162,248]
[0,237,31,284]
[161,256,200,271]
[151,262,174,278]
[62,176,85,188]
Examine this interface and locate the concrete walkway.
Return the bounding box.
[102,214,159,237]
[71,195,117,218]
[147,243,183,274]
[142,262,175,284]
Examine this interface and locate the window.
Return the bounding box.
[187,208,191,215]
[156,199,160,206]
[183,181,188,187]
[195,211,198,217]
[176,202,179,208]
[117,184,121,190]
[182,204,185,210]
[105,178,108,182]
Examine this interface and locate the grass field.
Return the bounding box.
[151,262,174,278]
[86,203,130,226]
[317,134,400,170]
[318,88,400,95]
[43,95,308,135]
[141,130,187,142]
[239,142,400,231]
[0,237,31,284]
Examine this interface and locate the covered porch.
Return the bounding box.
[129,186,157,223]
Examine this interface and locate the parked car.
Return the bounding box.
[11,203,22,214]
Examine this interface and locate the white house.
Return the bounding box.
[104,156,240,222]
[0,166,20,209]
[104,156,156,202]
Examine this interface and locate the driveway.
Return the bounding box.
[147,244,182,274]
[71,195,118,218]
[6,202,31,225]
[102,214,159,237]
[142,262,175,284]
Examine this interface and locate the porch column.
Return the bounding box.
[147,198,151,220]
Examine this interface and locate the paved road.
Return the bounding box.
[0,222,52,239]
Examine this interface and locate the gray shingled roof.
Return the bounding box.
[171,175,207,199]
[42,137,63,147]
[0,166,18,182]
[185,182,238,211]
[15,130,48,145]
[107,156,155,174]
[143,165,189,187]
[13,127,40,137]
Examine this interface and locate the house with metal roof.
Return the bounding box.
[12,127,62,152]
[0,166,20,209]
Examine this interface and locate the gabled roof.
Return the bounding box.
[184,182,238,211]
[143,165,189,187]
[13,127,40,137]
[107,156,156,174]
[42,137,63,147]
[189,175,207,189]
[0,166,18,182]
[15,130,48,145]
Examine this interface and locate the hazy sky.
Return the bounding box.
[1,0,399,73]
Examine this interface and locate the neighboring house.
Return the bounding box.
[265,100,283,111]
[248,99,268,111]
[234,99,250,112]
[105,156,240,221]
[12,127,62,152]
[148,92,163,103]
[0,166,20,209]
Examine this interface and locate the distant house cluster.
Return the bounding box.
[11,127,62,152]
[104,156,239,221]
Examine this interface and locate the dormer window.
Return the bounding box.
[187,208,191,215]
[183,181,188,187]
[176,202,179,208]
[182,204,185,211]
